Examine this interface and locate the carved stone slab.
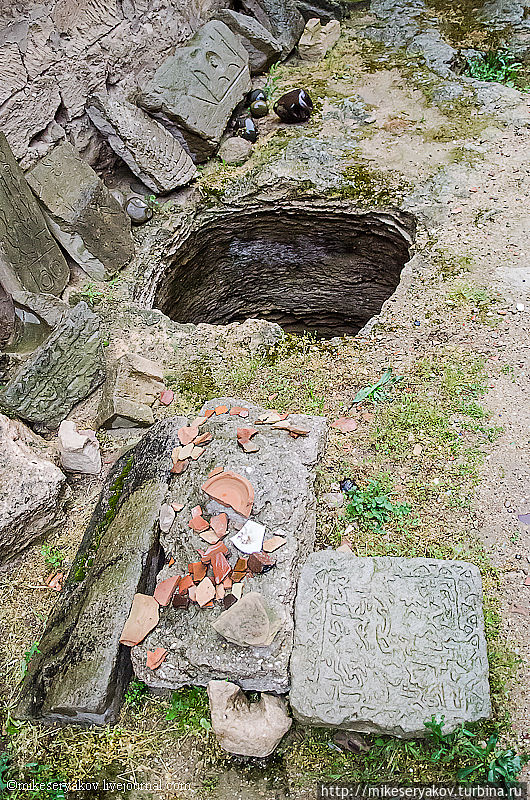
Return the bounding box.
[86,93,197,194]
[27,143,134,281]
[0,302,105,429]
[131,397,327,693]
[215,10,282,74]
[290,553,491,737]
[0,132,69,296]
[138,21,251,162]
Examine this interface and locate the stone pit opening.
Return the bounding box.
[154,203,416,338]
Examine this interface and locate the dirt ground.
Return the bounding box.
[0,9,529,799]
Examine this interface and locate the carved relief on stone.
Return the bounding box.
[0,133,69,296]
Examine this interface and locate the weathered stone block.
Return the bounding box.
[96,352,165,429]
[0,132,69,296]
[215,10,282,74]
[131,397,327,693]
[240,0,305,56]
[0,414,68,564]
[0,302,105,429]
[58,421,101,475]
[290,553,492,737]
[138,21,251,162]
[298,17,340,61]
[27,142,134,281]
[86,93,197,194]
[15,420,185,725]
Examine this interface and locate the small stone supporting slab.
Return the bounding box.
[298,17,340,61]
[95,352,165,429]
[0,132,69,296]
[15,418,186,725]
[240,0,305,56]
[26,142,134,281]
[0,414,68,564]
[138,21,251,162]
[0,302,105,430]
[86,93,197,194]
[290,553,492,737]
[215,10,282,74]
[131,397,327,693]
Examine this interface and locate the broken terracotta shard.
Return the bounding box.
[146,647,167,670]
[331,417,359,433]
[210,512,228,538]
[195,576,216,607]
[154,575,180,606]
[201,470,254,517]
[263,536,286,553]
[211,551,232,584]
[120,594,159,646]
[248,552,276,574]
[178,425,199,446]
[189,515,210,533]
[159,390,174,406]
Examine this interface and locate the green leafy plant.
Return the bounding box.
[353,368,401,404]
[264,63,281,103]
[20,641,40,678]
[424,716,527,790]
[0,753,9,793]
[124,678,148,709]
[464,50,525,88]
[165,687,211,733]
[40,542,64,572]
[79,282,105,307]
[344,478,411,533]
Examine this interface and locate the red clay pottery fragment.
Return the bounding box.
[201,471,254,517]
[195,576,216,606]
[237,427,258,443]
[214,405,229,415]
[263,536,286,553]
[216,584,225,600]
[230,406,250,417]
[190,446,205,460]
[159,390,174,406]
[120,593,159,646]
[189,585,197,602]
[272,422,309,436]
[332,417,358,433]
[207,466,224,478]
[199,541,229,563]
[171,502,184,512]
[256,411,289,424]
[173,593,190,609]
[211,552,232,584]
[178,426,199,446]
[210,512,228,537]
[45,571,64,591]
[248,552,276,574]
[154,575,180,606]
[171,459,189,475]
[177,442,195,459]
[198,529,220,545]
[146,647,167,670]
[191,505,203,517]
[189,561,208,582]
[204,409,215,418]
[189,514,210,532]
[230,520,265,554]
[240,441,260,453]
[195,432,212,445]
[223,577,233,590]
[178,574,194,594]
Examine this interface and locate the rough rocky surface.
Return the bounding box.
[86,93,197,194]
[131,397,327,692]
[216,9,282,73]
[27,143,134,281]
[0,132,69,296]
[0,414,68,564]
[15,419,186,725]
[0,302,105,430]
[95,352,165,429]
[298,17,340,61]
[58,421,101,475]
[138,20,251,162]
[0,0,229,169]
[240,0,305,56]
[10,291,70,329]
[218,137,254,164]
[0,283,15,349]
[207,680,292,756]
[290,553,492,737]
[296,0,344,23]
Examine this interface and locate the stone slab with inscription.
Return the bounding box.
[290,553,491,737]
[86,93,197,194]
[0,302,105,430]
[138,21,251,162]
[0,132,69,297]
[27,143,134,281]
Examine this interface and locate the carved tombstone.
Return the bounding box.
[0,302,105,429]
[86,93,197,194]
[290,553,491,737]
[138,21,251,162]
[26,143,134,281]
[0,132,69,296]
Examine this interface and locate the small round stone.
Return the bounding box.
[125,196,153,225]
[273,88,313,123]
[233,116,258,143]
[250,100,269,118]
[247,88,267,106]
[218,137,253,165]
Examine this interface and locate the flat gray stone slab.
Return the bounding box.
[138,21,251,162]
[0,132,69,296]
[87,93,197,194]
[216,10,282,74]
[131,397,327,693]
[0,302,105,429]
[27,142,134,280]
[290,553,491,737]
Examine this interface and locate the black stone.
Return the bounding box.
[233,116,258,143]
[125,197,153,225]
[339,478,356,494]
[273,89,313,123]
[247,88,268,106]
[250,100,269,118]
[223,593,238,610]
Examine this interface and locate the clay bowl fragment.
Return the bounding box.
[120,593,159,646]
[178,425,199,446]
[146,647,167,670]
[201,471,254,518]
[237,427,258,444]
[154,575,181,606]
[210,512,228,537]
